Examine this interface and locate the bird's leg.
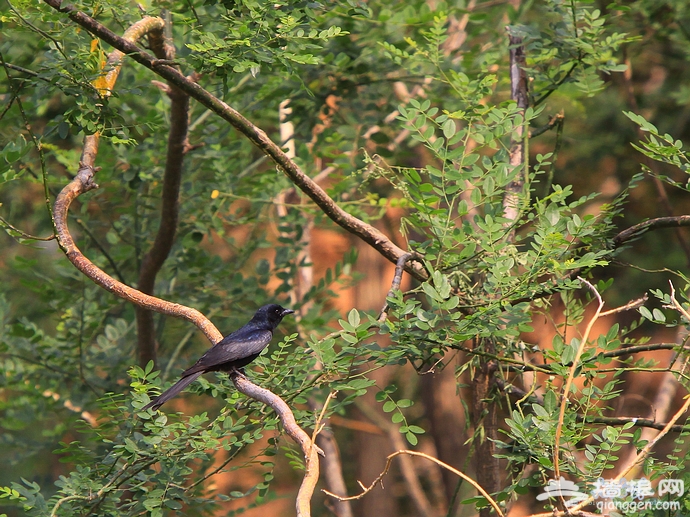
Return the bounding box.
[230,366,248,380]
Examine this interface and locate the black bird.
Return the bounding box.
[144,304,294,411]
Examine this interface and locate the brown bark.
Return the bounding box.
[135,26,191,368]
[471,352,501,516]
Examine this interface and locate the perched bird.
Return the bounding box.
[144,304,294,411]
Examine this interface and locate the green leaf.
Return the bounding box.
[382,401,397,412]
[405,432,418,445]
[347,308,361,327]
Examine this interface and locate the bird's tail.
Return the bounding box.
[143,372,202,411]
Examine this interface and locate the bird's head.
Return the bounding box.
[253,304,295,328]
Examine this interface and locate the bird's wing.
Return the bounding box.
[183,329,273,375]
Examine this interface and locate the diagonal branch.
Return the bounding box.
[613,215,690,246]
[42,0,428,282]
[553,278,604,481]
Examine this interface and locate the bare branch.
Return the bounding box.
[670,280,690,321]
[378,252,419,322]
[613,216,690,247]
[529,111,564,138]
[599,294,648,316]
[323,450,505,517]
[355,400,436,517]
[601,341,689,358]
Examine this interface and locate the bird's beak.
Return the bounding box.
[282,309,295,316]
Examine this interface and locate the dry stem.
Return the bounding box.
[553,277,604,480]
[323,449,504,517]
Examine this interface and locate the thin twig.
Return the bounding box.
[599,294,648,317]
[311,391,337,444]
[323,450,505,517]
[0,49,54,230]
[529,111,564,138]
[378,252,419,322]
[0,214,55,242]
[553,277,604,480]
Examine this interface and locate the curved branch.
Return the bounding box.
[42,0,428,282]
[54,162,222,346]
[50,16,222,345]
[231,372,320,517]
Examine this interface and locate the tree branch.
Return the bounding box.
[553,278,603,480]
[355,400,436,517]
[231,371,321,517]
[42,0,428,282]
[377,252,419,322]
[612,216,690,247]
